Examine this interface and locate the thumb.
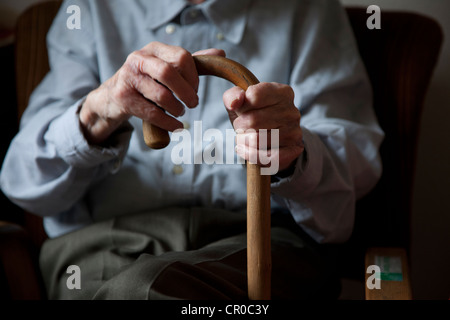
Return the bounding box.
[223,86,245,124]
[192,48,226,57]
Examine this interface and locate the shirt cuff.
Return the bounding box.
[44,99,133,169]
[270,128,322,199]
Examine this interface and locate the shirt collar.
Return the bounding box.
[145,0,252,45]
[145,0,187,30]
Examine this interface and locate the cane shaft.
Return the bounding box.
[143,55,271,300]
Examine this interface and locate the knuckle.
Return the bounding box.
[175,48,192,64]
[125,51,144,74]
[125,50,140,64]
[144,104,160,121]
[111,76,134,102]
[246,85,259,101]
[154,86,172,105]
[147,41,157,50]
[244,114,260,129]
[272,82,295,101]
[125,50,136,63]
[155,62,173,81]
[232,118,243,131]
[146,41,161,53]
[281,83,294,95]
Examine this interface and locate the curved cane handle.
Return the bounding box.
[143,55,271,300]
[142,55,259,149]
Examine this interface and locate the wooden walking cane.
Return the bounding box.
[142,55,271,300]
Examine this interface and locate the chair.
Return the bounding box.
[0,1,443,300]
[340,8,442,300]
[0,0,62,300]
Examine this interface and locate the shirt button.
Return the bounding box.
[189,10,199,18]
[182,121,191,130]
[111,159,121,173]
[216,32,225,41]
[172,165,184,175]
[165,24,176,35]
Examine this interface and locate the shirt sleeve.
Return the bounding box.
[0,0,133,216]
[270,0,384,244]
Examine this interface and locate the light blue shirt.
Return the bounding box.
[0,0,384,243]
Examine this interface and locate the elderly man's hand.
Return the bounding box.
[80,42,224,144]
[223,83,304,173]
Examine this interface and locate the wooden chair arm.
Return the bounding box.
[365,247,412,300]
[0,221,45,299]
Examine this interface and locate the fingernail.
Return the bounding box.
[230,92,244,110]
[230,97,239,109]
[193,79,199,93]
[189,95,199,108]
[235,144,244,154]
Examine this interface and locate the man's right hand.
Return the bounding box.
[79,42,224,145]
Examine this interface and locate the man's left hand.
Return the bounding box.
[223,82,304,173]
